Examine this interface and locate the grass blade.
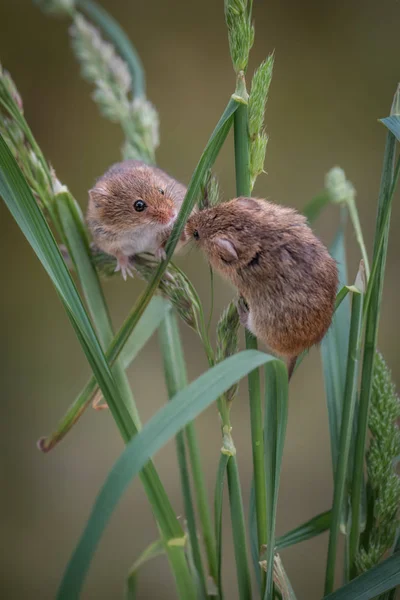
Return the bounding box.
[263,360,289,600]
[324,275,364,595]
[38,297,170,451]
[76,0,146,97]
[275,509,332,550]
[227,456,253,600]
[323,552,400,600]
[125,539,164,599]
[321,210,351,474]
[57,350,277,599]
[159,311,208,598]
[349,124,398,572]
[380,115,400,142]
[214,453,229,600]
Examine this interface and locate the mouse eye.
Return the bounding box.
[158,188,165,195]
[193,230,199,240]
[134,200,146,212]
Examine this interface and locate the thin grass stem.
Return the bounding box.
[234,76,266,593]
[324,284,364,594]
[227,456,253,600]
[349,130,397,574]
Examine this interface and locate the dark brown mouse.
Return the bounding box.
[87,160,187,279]
[185,196,338,377]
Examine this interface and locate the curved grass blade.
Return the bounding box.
[323,552,400,600]
[38,296,170,451]
[76,0,145,98]
[125,539,164,600]
[275,509,332,551]
[58,350,276,600]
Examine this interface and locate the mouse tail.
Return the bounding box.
[287,356,298,380]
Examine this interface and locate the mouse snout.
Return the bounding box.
[156,205,176,225]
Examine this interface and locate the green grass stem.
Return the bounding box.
[234,80,267,593]
[227,456,253,600]
[324,284,364,594]
[349,130,397,573]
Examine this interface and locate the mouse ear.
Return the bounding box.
[89,186,109,207]
[214,237,238,262]
[236,197,262,211]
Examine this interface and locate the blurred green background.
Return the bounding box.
[1,0,399,598]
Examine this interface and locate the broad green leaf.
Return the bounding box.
[380,116,400,143]
[125,539,164,599]
[323,552,400,600]
[276,510,332,550]
[58,350,276,600]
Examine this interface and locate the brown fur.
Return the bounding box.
[87,159,187,258]
[186,197,338,372]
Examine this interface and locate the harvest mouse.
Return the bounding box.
[185,197,338,377]
[87,160,187,280]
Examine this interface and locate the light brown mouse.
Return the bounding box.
[87,160,187,279]
[185,197,338,377]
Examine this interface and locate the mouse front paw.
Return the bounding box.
[155,246,167,261]
[115,254,134,281]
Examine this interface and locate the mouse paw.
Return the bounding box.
[155,246,167,261]
[115,255,134,281]
[236,296,250,327]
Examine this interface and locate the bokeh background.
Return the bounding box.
[1,0,399,598]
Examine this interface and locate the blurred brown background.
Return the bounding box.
[0,0,399,598]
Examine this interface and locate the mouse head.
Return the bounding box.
[185,198,263,274]
[89,167,177,231]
